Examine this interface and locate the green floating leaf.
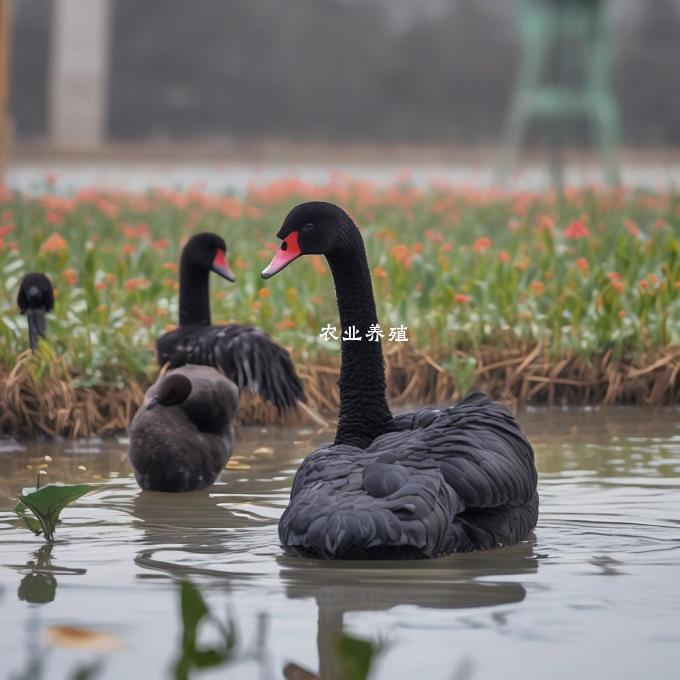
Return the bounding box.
[14,500,43,536]
[15,483,92,542]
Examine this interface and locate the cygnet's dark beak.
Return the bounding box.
[146,396,160,411]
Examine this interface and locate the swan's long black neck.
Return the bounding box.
[179,258,211,327]
[326,217,394,448]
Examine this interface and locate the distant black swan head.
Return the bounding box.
[17,272,54,352]
[182,232,235,282]
[146,373,192,410]
[261,202,349,278]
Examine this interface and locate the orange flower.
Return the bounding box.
[63,268,78,286]
[95,282,106,291]
[424,229,443,242]
[515,257,529,271]
[576,258,589,275]
[162,278,178,290]
[440,243,453,253]
[455,293,471,304]
[563,220,589,239]
[498,250,510,263]
[624,220,640,238]
[473,237,492,252]
[40,233,68,254]
[530,281,545,295]
[537,215,555,232]
[276,319,296,331]
[618,310,626,318]
[373,266,387,279]
[162,262,178,272]
[611,280,625,293]
[391,244,411,267]
[606,271,621,281]
[0,224,14,239]
[411,242,424,254]
[122,244,136,255]
[151,239,169,250]
[124,277,151,291]
[258,288,271,299]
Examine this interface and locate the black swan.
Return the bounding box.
[128,365,239,492]
[17,272,54,352]
[262,202,539,558]
[156,232,306,412]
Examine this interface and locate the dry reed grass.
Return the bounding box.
[1,345,677,438]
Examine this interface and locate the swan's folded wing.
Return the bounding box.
[281,443,462,558]
[392,406,442,431]
[157,325,306,411]
[423,394,537,509]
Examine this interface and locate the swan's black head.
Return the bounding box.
[17,273,54,313]
[146,373,192,410]
[261,202,350,278]
[18,273,54,352]
[182,232,235,282]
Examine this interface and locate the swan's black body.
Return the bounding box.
[263,202,539,559]
[17,273,54,352]
[128,365,239,492]
[156,232,305,411]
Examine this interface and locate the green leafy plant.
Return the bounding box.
[335,632,383,680]
[173,581,237,680]
[14,480,92,542]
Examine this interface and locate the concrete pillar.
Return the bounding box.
[0,0,11,179]
[49,0,110,149]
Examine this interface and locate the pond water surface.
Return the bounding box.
[1,408,679,680]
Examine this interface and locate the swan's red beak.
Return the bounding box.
[211,249,236,282]
[261,232,301,279]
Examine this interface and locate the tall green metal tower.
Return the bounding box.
[496,0,621,186]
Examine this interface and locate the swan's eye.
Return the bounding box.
[281,241,288,251]
[302,223,314,232]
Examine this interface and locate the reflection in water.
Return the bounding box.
[12,544,87,605]
[279,540,538,680]
[130,487,270,580]
[18,545,57,605]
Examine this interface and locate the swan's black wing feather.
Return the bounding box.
[279,391,538,558]
[157,325,305,411]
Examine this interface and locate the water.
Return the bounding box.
[1,408,679,680]
[7,161,680,195]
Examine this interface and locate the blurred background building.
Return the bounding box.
[4,0,680,186]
